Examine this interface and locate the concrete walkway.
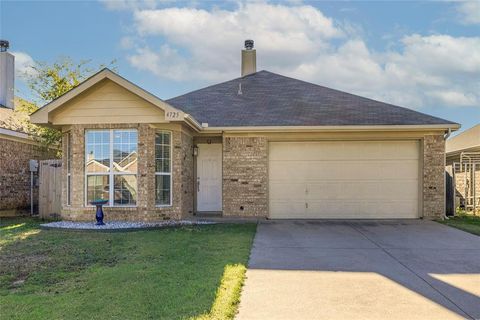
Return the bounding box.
[236,220,480,320]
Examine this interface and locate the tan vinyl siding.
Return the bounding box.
[50,79,166,125]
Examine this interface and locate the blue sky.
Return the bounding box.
[1,0,479,132]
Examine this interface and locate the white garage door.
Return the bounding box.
[269,141,420,219]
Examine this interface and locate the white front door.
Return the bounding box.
[196,144,222,212]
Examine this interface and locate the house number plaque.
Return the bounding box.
[165,111,182,121]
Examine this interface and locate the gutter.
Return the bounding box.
[443,127,451,220]
[201,124,461,133]
[0,127,31,139]
[0,128,60,149]
[183,114,202,131]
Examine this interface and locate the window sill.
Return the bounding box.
[84,205,138,208]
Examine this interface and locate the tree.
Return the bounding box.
[16,57,116,147]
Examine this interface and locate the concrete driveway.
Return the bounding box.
[236,220,480,320]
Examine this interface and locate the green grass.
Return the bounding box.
[194,264,247,320]
[0,218,256,320]
[438,214,480,236]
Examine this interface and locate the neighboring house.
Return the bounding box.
[0,106,58,216]
[30,41,459,221]
[446,124,480,165]
[445,124,480,213]
[0,44,58,216]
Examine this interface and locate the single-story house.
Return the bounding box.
[446,124,480,165]
[445,124,479,213]
[1,44,58,216]
[30,41,460,221]
[0,124,57,216]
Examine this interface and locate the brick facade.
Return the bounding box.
[222,136,268,217]
[59,123,193,221]
[50,128,448,221]
[220,134,447,219]
[423,134,446,218]
[0,136,58,215]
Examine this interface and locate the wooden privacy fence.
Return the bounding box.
[39,159,62,219]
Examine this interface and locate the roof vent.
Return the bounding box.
[238,83,243,95]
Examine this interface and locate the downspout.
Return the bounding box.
[444,128,451,140]
[443,128,452,219]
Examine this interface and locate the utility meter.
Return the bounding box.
[29,159,38,172]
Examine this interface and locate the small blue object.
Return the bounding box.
[90,199,108,225]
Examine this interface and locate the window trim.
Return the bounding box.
[84,129,138,208]
[155,130,173,207]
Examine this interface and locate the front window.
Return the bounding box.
[155,131,172,206]
[85,129,138,206]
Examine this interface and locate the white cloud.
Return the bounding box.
[120,2,480,109]
[100,0,158,11]
[456,1,480,25]
[11,51,37,78]
[395,34,480,76]
[130,3,344,80]
[120,36,135,49]
[428,90,477,107]
[128,45,196,81]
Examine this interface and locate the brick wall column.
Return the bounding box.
[136,124,153,213]
[70,124,85,208]
[61,133,68,208]
[181,132,194,217]
[222,136,268,217]
[423,134,445,218]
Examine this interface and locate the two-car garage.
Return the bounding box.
[268,141,420,219]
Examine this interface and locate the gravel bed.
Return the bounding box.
[40,220,216,231]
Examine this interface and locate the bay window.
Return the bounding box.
[155,131,172,206]
[85,129,138,206]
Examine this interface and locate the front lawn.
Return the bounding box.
[0,218,256,320]
[438,214,480,236]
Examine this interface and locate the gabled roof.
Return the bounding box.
[167,70,459,129]
[1,98,35,134]
[30,68,201,130]
[446,124,480,154]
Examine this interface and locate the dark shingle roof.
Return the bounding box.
[166,70,456,127]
